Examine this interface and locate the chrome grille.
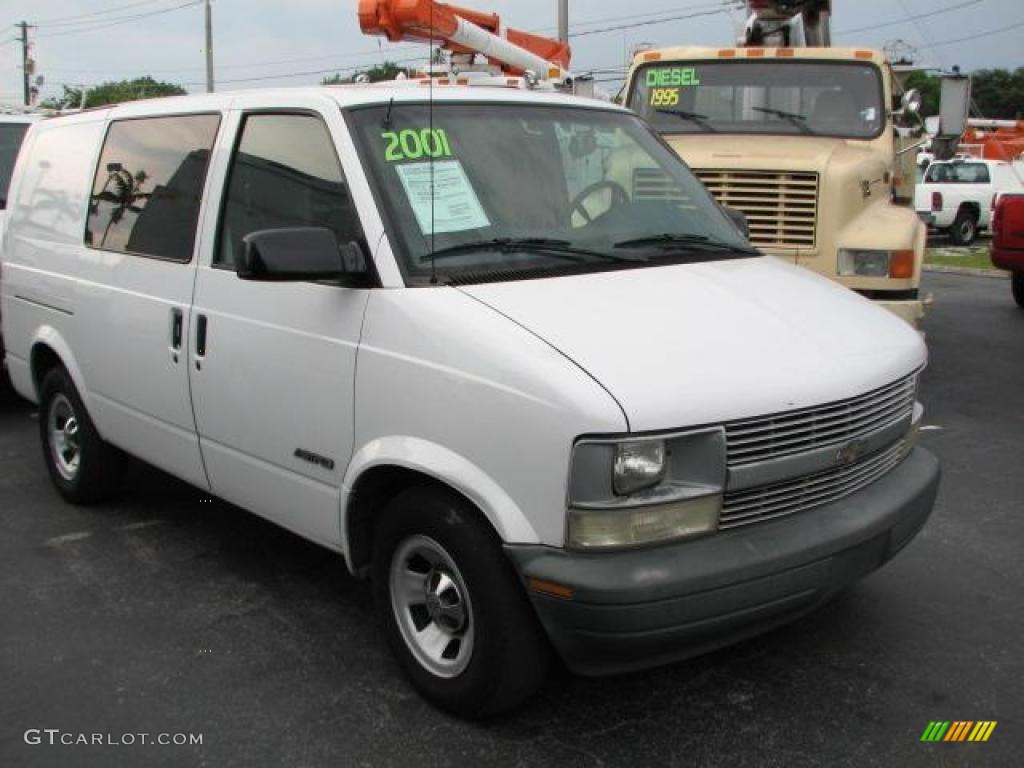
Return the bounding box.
[725,373,918,467]
[720,440,909,530]
[694,169,818,250]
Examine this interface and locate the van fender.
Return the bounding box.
[341,436,540,556]
[28,325,89,405]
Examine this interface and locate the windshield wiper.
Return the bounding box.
[751,107,815,135]
[656,108,717,133]
[422,237,644,264]
[614,233,758,256]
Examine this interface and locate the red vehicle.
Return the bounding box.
[991,193,1024,307]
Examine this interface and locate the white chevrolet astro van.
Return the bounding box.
[1,84,940,717]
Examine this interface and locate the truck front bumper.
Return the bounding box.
[875,295,931,327]
[506,447,940,676]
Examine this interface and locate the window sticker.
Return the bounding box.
[646,67,700,107]
[382,128,453,162]
[395,160,491,235]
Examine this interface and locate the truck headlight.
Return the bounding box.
[838,249,915,278]
[567,428,727,550]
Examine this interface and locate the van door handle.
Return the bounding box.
[195,314,207,369]
[170,308,183,349]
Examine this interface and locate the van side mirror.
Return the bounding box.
[237,227,372,287]
[722,205,750,240]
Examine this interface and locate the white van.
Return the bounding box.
[1,84,939,717]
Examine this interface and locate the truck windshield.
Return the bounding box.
[0,123,30,208]
[348,103,754,285]
[629,60,885,140]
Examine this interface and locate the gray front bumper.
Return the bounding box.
[506,447,940,676]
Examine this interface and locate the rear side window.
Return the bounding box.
[0,122,30,208]
[214,112,364,268]
[86,114,220,261]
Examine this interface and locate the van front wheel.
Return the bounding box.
[372,486,549,718]
[39,367,120,504]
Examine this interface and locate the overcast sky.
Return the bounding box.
[2,0,1021,105]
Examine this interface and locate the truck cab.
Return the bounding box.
[624,46,928,326]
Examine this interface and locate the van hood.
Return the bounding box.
[459,256,926,432]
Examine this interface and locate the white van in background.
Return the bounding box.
[1,85,939,717]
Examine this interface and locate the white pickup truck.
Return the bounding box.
[915,157,1024,245]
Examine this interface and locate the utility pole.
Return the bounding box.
[204,0,214,93]
[17,21,30,106]
[558,0,569,44]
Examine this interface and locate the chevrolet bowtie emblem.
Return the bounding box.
[836,439,868,467]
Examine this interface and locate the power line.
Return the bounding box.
[925,18,1024,48]
[569,6,733,38]
[836,0,983,36]
[30,0,185,28]
[35,1,201,39]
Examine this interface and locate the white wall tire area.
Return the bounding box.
[372,485,549,718]
[38,367,121,504]
[1012,272,1024,308]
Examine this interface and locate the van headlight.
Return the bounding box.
[567,428,727,550]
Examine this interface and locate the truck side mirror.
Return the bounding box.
[937,73,971,139]
[901,89,922,115]
[237,227,372,287]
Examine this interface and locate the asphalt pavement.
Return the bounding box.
[1,272,1021,768]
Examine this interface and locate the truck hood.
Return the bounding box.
[664,133,883,176]
[459,256,926,432]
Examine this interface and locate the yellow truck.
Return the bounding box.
[623,45,930,326]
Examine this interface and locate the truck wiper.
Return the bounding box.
[656,109,717,133]
[423,237,644,264]
[751,107,814,135]
[614,233,758,256]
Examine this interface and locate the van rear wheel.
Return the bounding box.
[1013,271,1024,308]
[38,367,120,504]
[372,485,549,718]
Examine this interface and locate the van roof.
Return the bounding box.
[31,83,626,126]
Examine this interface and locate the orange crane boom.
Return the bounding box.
[358,0,571,77]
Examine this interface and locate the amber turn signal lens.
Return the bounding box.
[890,250,915,279]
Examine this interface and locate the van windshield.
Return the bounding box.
[628,60,885,140]
[348,103,755,285]
[0,122,30,208]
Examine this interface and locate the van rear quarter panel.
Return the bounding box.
[2,115,109,402]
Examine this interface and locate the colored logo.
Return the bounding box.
[921,721,997,742]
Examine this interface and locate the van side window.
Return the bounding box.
[85,114,220,262]
[215,113,364,268]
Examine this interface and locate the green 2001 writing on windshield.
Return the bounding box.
[382,128,453,162]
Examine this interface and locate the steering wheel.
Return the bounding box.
[570,180,630,225]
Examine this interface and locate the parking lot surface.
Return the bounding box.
[1,272,1021,768]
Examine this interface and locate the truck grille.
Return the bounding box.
[694,169,819,250]
[720,439,909,530]
[725,373,918,468]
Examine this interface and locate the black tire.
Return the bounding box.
[950,208,978,246]
[1013,271,1024,308]
[372,485,549,718]
[38,366,121,504]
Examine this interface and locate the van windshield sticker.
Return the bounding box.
[382,128,453,162]
[395,160,491,235]
[646,67,700,106]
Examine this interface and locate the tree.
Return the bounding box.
[322,60,415,85]
[970,68,1024,120]
[40,77,186,110]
